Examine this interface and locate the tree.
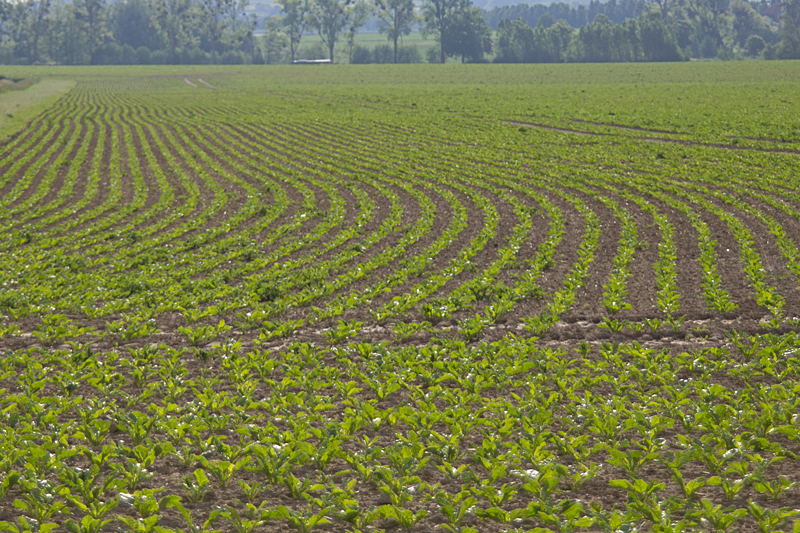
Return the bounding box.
[150,0,197,63]
[650,0,675,24]
[539,19,573,62]
[442,6,492,62]
[375,0,415,63]
[242,12,258,63]
[344,0,370,62]
[44,0,88,64]
[421,0,469,63]
[278,0,308,62]
[220,0,255,63]
[639,11,683,60]
[200,0,234,64]
[73,0,108,64]
[744,33,765,56]
[494,17,535,62]
[777,14,800,59]
[729,0,769,47]
[308,0,351,61]
[0,2,31,63]
[29,0,52,62]
[109,0,159,50]
[262,15,287,63]
[785,0,800,25]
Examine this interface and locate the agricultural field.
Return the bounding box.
[1,62,800,533]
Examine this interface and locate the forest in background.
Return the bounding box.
[0,0,798,65]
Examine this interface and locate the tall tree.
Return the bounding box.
[650,0,674,23]
[243,12,258,63]
[29,0,52,62]
[261,14,286,63]
[729,0,769,47]
[309,0,351,62]
[375,0,415,63]
[73,0,108,63]
[777,14,800,58]
[494,17,535,62]
[344,0,370,62]
[278,0,308,62]
[201,0,234,64]
[150,0,197,62]
[0,2,32,62]
[45,0,88,64]
[421,0,470,63]
[216,0,255,62]
[442,6,491,62]
[110,0,159,50]
[638,12,681,60]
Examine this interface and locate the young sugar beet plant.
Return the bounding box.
[679,185,785,324]
[645,182,737,313]
[569,184,640,318]
[610,184,681,324]
[524,186,601,335]
[443,183,560,341]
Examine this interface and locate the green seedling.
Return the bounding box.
[598,316,627,333]
[281,473,323,499]
[332,501,382,531]
[609,478,665,503]
[0,517,58,533]
[747,501,799,533]
[458,315,487,342]
[117,515,161,533]
[522,313,557,335]
[663,456,705,500]
[436,490,477,531]
[753,475,798,501]
[526,498,594,533]
[107,315,159,342]
[238,480,266,502]
[323,320,363,345]
[687,499,746,533]
[12,479,68,524]
[200,457,250,488]
[0,472,20,501]
[214,506,268,533]
[607,447,661,478]
[379,505,428,530]
[391,321,431,343]
[666,314,686,333]
[165,500,221,533]
[258,319,304,341]
[644,317,663,333]
[178,320,230,346]
[470,482,517,507]
[182,469,212,503]
[272,505,332,533]
[117,490,181,519]
[32,314,94,344]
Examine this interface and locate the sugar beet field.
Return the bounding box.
[1,63,800,533]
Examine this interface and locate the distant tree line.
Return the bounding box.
[485,0,643,29]
[494,12,684,62]
[489,0,800,61]
[0,0,491,64]
[0,0,260,65]
[269,0,493,64]
[0,0,797,64]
